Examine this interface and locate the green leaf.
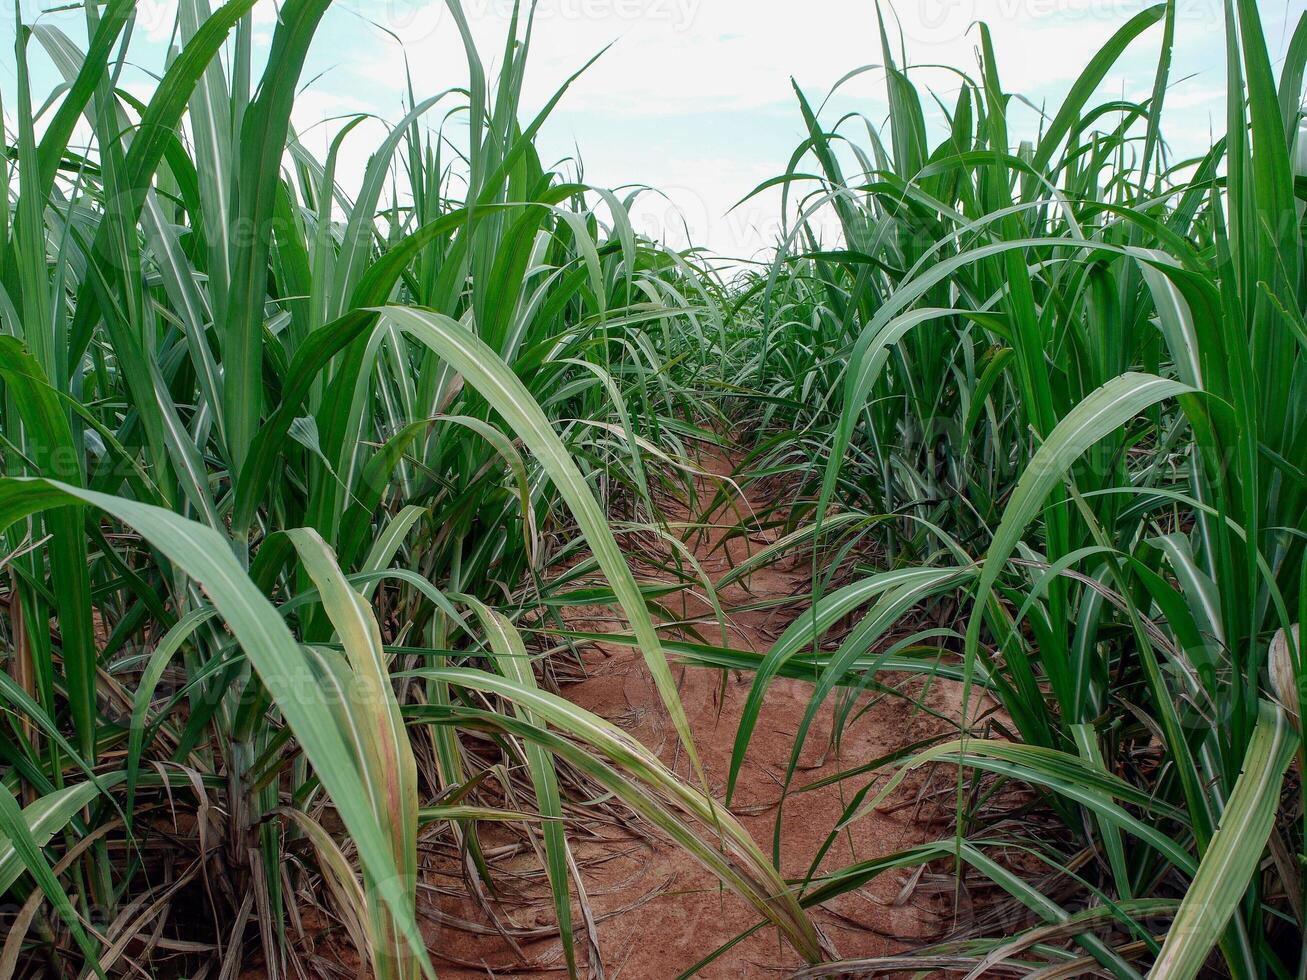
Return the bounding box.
[0,479,435,978]
[1150,701,1297,979]
[375,306,705,785]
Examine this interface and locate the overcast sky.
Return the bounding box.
[4,0,1302,261]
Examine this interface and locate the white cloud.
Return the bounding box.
[8,0,1291,259]
[334,0,1176,121]
[308,0,1204,255]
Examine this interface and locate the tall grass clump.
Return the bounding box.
[0,1,818,975]
[707,0,1307,975]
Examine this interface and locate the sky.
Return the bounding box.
[2,0,1303,262]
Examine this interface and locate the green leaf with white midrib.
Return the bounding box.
[462,600,579,978]
[0,780,108,976]
[288,528,421,980]
[180,0,237,326]
[0,478,435,979]
[0,775,125,894]
[375,305,706,786]
[728,565,970,803]
[1149,701,1296,979]
[223,0,333,477]
[965,373,1193,688]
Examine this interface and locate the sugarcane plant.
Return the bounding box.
[704,0,1306,975]
[0,0,821,975]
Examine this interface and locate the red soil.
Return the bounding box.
[427,449,967,978]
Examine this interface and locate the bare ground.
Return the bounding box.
[425,447,972,979]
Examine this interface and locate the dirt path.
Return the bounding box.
[432,447,959,978]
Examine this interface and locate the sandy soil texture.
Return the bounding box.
[427,448,967,978]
